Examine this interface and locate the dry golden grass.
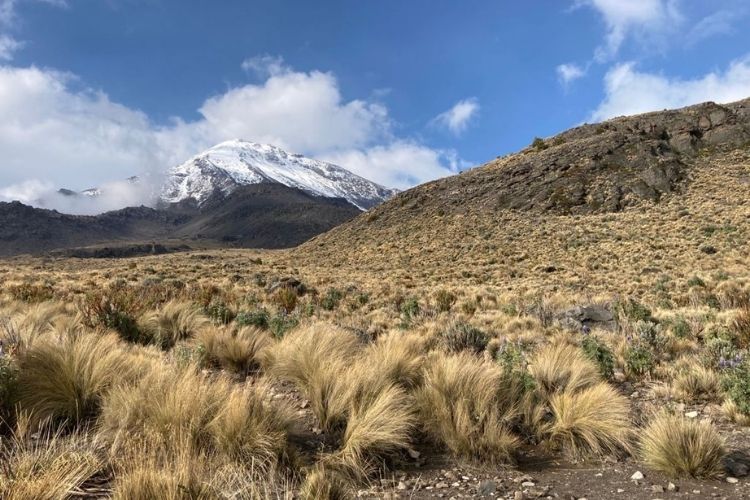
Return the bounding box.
[195,325,272,375]
[15,332,142,429]
[0,422,101,500]
[543,382,632,458]
[640,412,725,478]
[416,352,522,463]
[138,300,210,349]
[98,364,296,468]
[528,342,601,397]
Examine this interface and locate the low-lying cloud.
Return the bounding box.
[0,57,463,214]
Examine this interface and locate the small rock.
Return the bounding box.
[685,410,699,418]
[631,391,639,398]
[300,400,309,409]
[397,481,407,490]
[616,489,625,493]
[436,482,449,489]
[692,490,701,494]
[514,492,525,500]
[478,480,497,496]
[631,471,645,481]
[726,477,739,484]
[311,427,322,435]
[521,481,536,487]
[407,448,421,460]
[614,371,626,382]
[651,484,664,493]
[667,482,677,492]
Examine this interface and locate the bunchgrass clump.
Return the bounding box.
[640,412,725,478]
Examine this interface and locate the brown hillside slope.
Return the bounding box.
[293,99,750,299]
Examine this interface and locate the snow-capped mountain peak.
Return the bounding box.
[160,140,397,210]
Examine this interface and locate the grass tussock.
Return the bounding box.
[98,365,296,468]
[416,352,522,463]
[138,300,210,349]
[640,412,725,478]
[528,342,601,397]
[543,382,632,458]
[0,423,101,500]
[16,332,142,429]
[195,325,272,375]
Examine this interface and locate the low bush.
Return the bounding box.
[581,336,615,379]
[235,308,270,329]
[529,343,600,397]
[138,301,210,349]
[543,382,632,458]
[640,412,725,478]
[16,332,141,429]
[195,326,271,375]
[416,352,522,463]
[438,320,489,354]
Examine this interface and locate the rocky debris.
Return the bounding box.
[266,277,308,295]
[724,451,750,477]
[477,480,497,497]
[560,304,616,331]
[631,471,645,482]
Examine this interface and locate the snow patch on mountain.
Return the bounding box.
[161,140,398,210]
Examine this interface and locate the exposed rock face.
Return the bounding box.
[395,99,750,216]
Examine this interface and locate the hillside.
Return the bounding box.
[294,99,750,299]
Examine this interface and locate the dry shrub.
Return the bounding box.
[138,300,210,349]
[299,464,350,500]
[672,365,721,402]
[195,325,272,375]
[416,352,522,463]
[0,302,68,353]
[98,365,295,468]
[0,423,101,500]
[716,281,750,309]
[359,331,425,389]
[722,400,750,426]
[640,412,725,478]
[730,307,750,348]
[543,382,632,458]
[333,383,415,479]
[267,322,361,431]
[16,332,141,429]
[528,342,601,397]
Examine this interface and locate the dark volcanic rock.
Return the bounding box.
[391,98,750,216]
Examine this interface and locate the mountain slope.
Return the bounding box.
[161,140,398,210]
[292,98,750,295]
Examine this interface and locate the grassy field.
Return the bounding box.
[1,145,749,498]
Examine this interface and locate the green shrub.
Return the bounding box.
[269,314,299,339]
[439,321,489,354]
[78,289,142,344]
[435,290,457,312]
[722,359,750,416]
[626,345,654,377]
[581,336,614,379]
[205,299,236,325]
[687,276,706,288]
[235,309,270,329]
[400,297,420,321]
[6,282,55,303]
[320,288,344,311]
[617,297,653,323]
[671,316,691,338]
[531,137,548,150]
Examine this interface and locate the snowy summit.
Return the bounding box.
[161,140,398,210]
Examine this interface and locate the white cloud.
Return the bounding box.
[0,178,155,215]
[240,54,288,77]
[687,10,738,45]
[321,142,466,190]
[0,34,20,60]
[589,55,750,122]
[0,58,462,212]
[575,0,683,60]
[556,63,586,86]
[432,98,480,135]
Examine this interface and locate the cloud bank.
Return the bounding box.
[432,98,480,135]
[590,55,750,122]
[0,57,463,212]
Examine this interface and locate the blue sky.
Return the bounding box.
[1,0,749,211]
